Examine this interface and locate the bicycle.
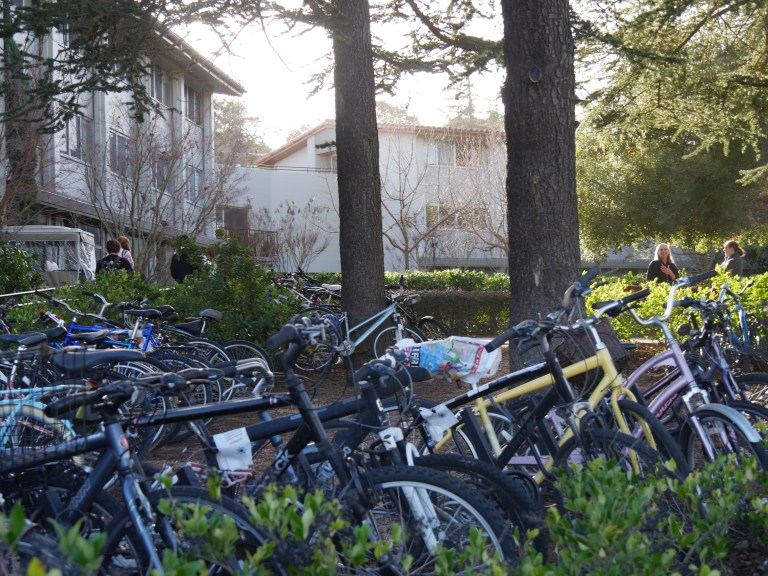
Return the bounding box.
[399,269,767,476]
[135,318,524,571]
[0,366,272,576]
[293,289,425,385]
[386,275,451,341]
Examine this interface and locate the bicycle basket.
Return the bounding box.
[552,319,629,392]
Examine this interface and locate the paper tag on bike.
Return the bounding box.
[420,404,459,443]
[213,427,252,470]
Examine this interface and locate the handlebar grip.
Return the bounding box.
[684,270,717,286]
[485,326,519,352]
[34,290,53,301]
[578,266,600,286]
[45,390,96,418]
[82,291,96,297]
[674,297,699,308]
[619,288,650,305]
[266,324,300,351]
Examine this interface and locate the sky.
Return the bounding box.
[179,17,505,150]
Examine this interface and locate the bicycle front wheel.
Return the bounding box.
[101,485,279,576]
[372,326,424,358]
[678,407,768,470]
[554,427,685,481]
[356,465,519,573]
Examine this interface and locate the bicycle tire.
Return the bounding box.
[359,465,519,572]
[735,371,768,407]
[0,403,75,450]
[725,399,768,437]
[610,399,691,477]
[222,339,273,369]
[372,325,424,359]
[417,317,452,341]
[677,407,768,470]
[554,427,685,481]
[414,453,548,555]
[290,306,340,386]
[101,485,280,576]
[178,337,232,366]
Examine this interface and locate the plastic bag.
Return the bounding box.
[395,336,502,385]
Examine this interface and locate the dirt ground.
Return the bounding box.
[148,342,768,575]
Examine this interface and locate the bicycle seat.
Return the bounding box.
[174,319,204,336]
[69,329,111,345]
[200,309,223,322]
[0,327,67,350]
[124,309,162,319]
[321,284,341,292]
[48,347,144,375]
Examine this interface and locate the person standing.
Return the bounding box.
[116,236,134,269]
[722,239,746,276]
[96,239,133,274]
[646,243,678,284]
[170,235,197,283]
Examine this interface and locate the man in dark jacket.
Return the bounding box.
[96,239,133,274]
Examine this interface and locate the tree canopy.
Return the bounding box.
[575,0,768,251]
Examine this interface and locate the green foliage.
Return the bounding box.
[519,454,768,575]
[0,243,43,294]
[575,1,768,250]
[584,269,768,340]
[163,238,293,344]
[577,126,761,252]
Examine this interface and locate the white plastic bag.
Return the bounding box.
[395,336,502,385]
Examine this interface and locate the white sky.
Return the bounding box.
[179,18,505,149]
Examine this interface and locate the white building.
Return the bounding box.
[1,21,244,276]
[230,121,509,273]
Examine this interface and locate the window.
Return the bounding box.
[64,114,92,161]
[153,155,170,193]
[427,141,455,166]
[109,131,134,179]
[184,85,201,124]
[185,165,202,202]
[149,64,171,106]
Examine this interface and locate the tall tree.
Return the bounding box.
[502,0,579,327]
[331,0,387,325]
[214,98,270,165]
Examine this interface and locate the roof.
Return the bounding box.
[2,225,95,243]
[152,27,245,97]
[257,121,504,166]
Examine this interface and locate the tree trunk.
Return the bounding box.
[332,0,386,331]
[501,0,579,339]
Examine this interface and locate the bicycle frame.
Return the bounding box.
[334,299,404,355]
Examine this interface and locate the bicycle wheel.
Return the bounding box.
[725,399,768,437]
[0,403,75,450]
[554,427,684,481]
[357,465,519,572]
[735,372,768,408]
[678,407,768,470]
[179,337,232,366]
[291,307,340,384]
[417,318,451,341]
[101,485,279,576]
[372,325,424,358]
[414,453,547,555]
[607,399,691,477]
[222,340,273,368]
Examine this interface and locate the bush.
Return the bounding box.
[163,238,294,344]
[0,243,43,294]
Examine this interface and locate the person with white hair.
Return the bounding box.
[646,243,678,284]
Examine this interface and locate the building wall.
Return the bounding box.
[245,125,509,273]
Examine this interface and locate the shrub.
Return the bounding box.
[0,243,43,294]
